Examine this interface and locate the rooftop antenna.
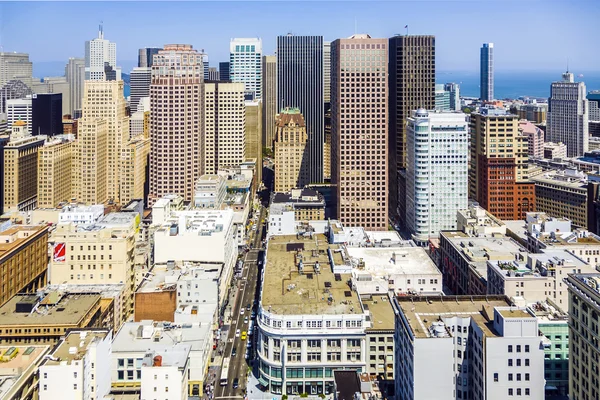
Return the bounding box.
[566,57,569,73]
[99,21,104,39]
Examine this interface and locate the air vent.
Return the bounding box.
[335,274,342,282]
[306,273,313,280]
[324,282,332,288]
[344,291,352,298]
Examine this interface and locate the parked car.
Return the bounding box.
[233,378,239,389]
[235,329,240,338]
[232,347,237,356]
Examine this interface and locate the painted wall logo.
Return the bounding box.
[53,242,66,262]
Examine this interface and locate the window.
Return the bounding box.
[508,388,513,396]
[43,385,47,390]
[74,384,78,390]
[493,373,498,382]
[43,373,47,378]
[525,373,530,381]
[517,373,521,381]
[508,345,513,353]
[525,388,530,395]
[525,359,529,366]
[118,371,124,380]
[508,359,513,366]
[517,359,521,366]
[516,345,521,353]
[525,345,530,353]
[517,388,521,395]
[508,373,513,381]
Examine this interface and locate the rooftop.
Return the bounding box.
[262,234,361,315]
[0,225,47,259]
[362,296,395,331]
[345,247,441,277]
[0,293,100,327]
[530,168,588,189]
[154,209,233,236]
[396,295,513,338]
[0,345,49,399]
[525,301,568,322]
[112,320,206,353]
[271,189,324,206]
[43,330,110,366]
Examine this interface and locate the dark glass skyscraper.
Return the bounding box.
[32,93,62,136]
[277,35,324,184]
[138,47,161,68]
[219,62,230,82]
[480,43,494,101]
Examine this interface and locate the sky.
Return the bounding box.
[1,0,599,76]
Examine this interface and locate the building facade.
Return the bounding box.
[245,99,263,185]
[388,35,436,222]
[331,34,388,231]
[274,108,309,192]
[6,97,32,134]
[85,26,117,81]
[547,72,589,157]
[230,38,262,100]
[38,135,74,208]
[519,119,544,159]
[129,67,151,112]
[138,47,161,68]
[277,35,324,183]
[120,136,150,205]
[149,44,204,204]
[262,55,277,150]
[469,108,535,220]
[0,52,33,88]
[405,110,469,245]
[480,43,494,101]
[32,93,62,136]
[444,82,460,111]
[219,62,230,82]
[72,119,108,204]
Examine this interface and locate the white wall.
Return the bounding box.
[39,361,83,400]
[413,338,455,400]
[268,210,295,237]
[141,365,186,400]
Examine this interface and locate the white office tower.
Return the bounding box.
[547,72,589,157]
[444,82,460,111]
[0,52,33,88]
[393,296,545,400]
[6,97,32,134]
[229,38,262,100]
[65,57,85,114]
[85,24,117,81]
[405,110,468,246]
[129,67,151,111]
[38,330,112,400]
[324,41,331,104]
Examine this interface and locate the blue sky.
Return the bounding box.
[1,0,599,75]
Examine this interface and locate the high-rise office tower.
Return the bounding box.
[31,77,70,116]
[277,34,324,183]
[469,108,535,220]
[79,80,129,203]
[388,35,436,222]
[0,79,32,114]
[72,118,108,204]
[65,58,85,115]
[0,136,8,215]
[38,135,74,208]
[219,62,230,82]
[262,55,277,149]
[149,44,204,204]
[274,108,309,192]
[203,54,209,81]
[85,25,117,81]
[203,82,246,174]
[0,52,33,88]
[480,43,494,101]
[331,34,388,231]
[129,67,151,112]
[120,136,150,205]
[230,38,263,100]
[323,41,331,105]
[246,100,263,185]
[138,47,161,68]
[208,67,219,81]
[588,91,600,137]
[434,84,451,111]
[405,110,469,245]
[6,97,32,134]
[3,120,46,212]
[547,72,589,157]
[444,82,460,111]
[32,93,62,136]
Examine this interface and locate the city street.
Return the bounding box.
[213,205,265,400]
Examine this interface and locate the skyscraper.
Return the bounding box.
[203,54,209,81]
[262,55,276,149]
[219,62,230,82]
[434,84,451,111]
[65,57,85,114]
[230,38,263,100]
[480,43,494,101]
[129,67,151,112]
[277,34,324,183]
[32,77,70,116]
[6,97,32,134]
[469,108,535,220]
[444,82,460,111]
[208,67,219,81]
[547,72,589,157]
[323,41,331,105]
[0,52,33,88]
[274,108,309,192]
[203,82,246,174]
[388,35,436,223]
[138,47,161,68]
[32,93,63,136]
[37,135,74,208]
[85,25,117,81]
[405,110,468,245]
[246,100,263,185]
[331,34,388,231]
[149,44,204,204]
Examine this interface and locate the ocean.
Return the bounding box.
[438,70,600,100]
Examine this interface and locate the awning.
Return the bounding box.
[258,376,269,387]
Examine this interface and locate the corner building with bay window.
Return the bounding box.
[256,234,368,395]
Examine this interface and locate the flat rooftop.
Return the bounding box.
[112,321,204,353]
[0,345,49,399]
[0,225,46,259]
[503,220,528,242]
[499,309,531,319]
[346,247,441,277]
[362,296,395,331]
[44,330,110,366]
[537,230,600,246]
[0,293,100,326]
[262,234,361,315]
[396,296,512,338]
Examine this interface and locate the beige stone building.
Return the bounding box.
[331,35,388,230]
[0,225,48,307]
[204,82,246,174]
[245,100,262,185]
[37,135,74,208]
[48,213,139,324]
[120,136,150,205]
[274,108,309,192]
[149,44,205,204]
[72,119,108,204]
[262,55,277,150]
[3,120,46,212]
[79,80,129,204]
